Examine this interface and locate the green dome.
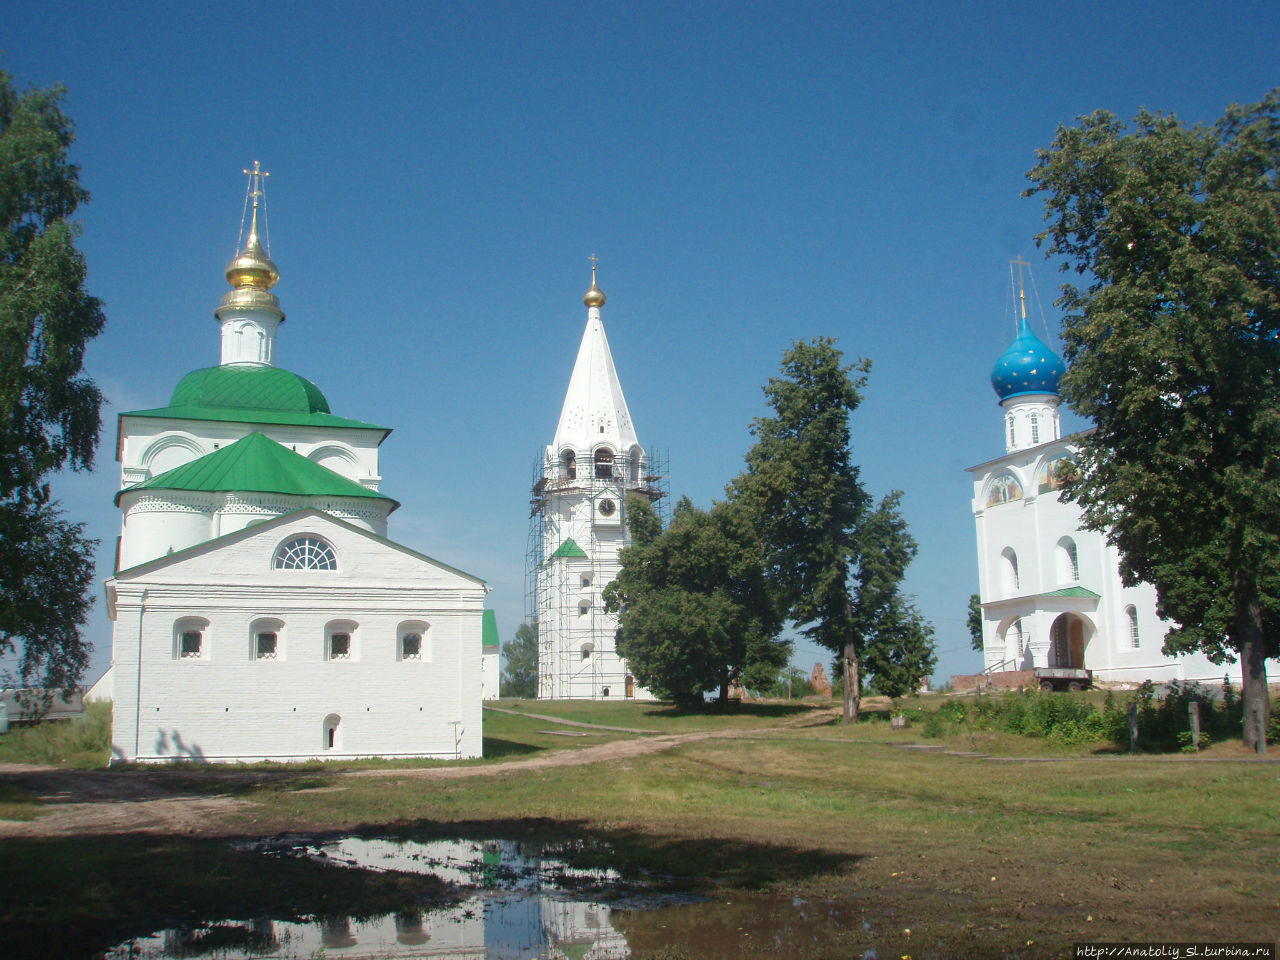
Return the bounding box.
[169,365,330,415]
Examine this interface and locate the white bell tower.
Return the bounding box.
[528,260,665,699]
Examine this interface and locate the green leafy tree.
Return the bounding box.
[1026,90,1280,750]
[1,69,104,691]
[604,495,785,708]
[731,338,934,722]
[967,593,984,651]
[500,622,539,699]
[863,596,936,697]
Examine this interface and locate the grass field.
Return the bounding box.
[1,696,1276,958]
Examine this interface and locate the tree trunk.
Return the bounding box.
[842,640,861,725]
[1235,571,1270,752]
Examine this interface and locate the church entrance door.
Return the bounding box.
[1049,614,1089,669]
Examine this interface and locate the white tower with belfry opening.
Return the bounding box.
[527,260,666,700]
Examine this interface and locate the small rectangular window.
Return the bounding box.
[180,631,203,658]
[329,632,351,660]
[581,575,592,588]
[256,632,278,659]
[401,633,422,660]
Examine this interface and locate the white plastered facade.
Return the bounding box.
[970,398,1242,686]
[107,510,485,762]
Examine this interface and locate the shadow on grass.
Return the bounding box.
[0,818,861,959]
[0,833,458,960]
[481,737,542,758]
[639,701,821,721]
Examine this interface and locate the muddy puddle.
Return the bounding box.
[104,835,890,959]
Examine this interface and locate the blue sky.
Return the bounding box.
[8,0,1279,688]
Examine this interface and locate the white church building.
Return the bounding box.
[103,166,488,762]
[527,265,664,700]
[968,271,1241,686]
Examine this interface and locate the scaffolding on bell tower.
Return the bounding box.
[525,447,668,700]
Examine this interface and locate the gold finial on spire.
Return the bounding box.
[225,161,279,292]
[584,253,606,308]
[1010,255,1030,322]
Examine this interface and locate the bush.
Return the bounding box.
[0,701,111,768]
[916,683,1241,751]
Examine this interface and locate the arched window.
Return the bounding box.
[251,617,284,660]
[629,447,642,483]
[594,448,614,479]
[1056,537,1080,583]
[398,620,429,661]
[1030,413,1040,444]
[1008,415,1016,448]
[174,617,209,660]
[1038,455,1077,493]
[323,714,341,751]
[325,619,358,661]
[581,642,594,661]
[560,449,576,480]
[1126,605,1140,648]
[273,536,337,570]
[1001,548,1020,594]
[578,599,591,617]
[1004,618,1026,657]
[987,473,1023,507]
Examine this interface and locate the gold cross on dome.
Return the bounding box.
[242,161,270,199]
[588,252,599,278]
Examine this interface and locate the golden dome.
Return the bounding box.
[584,256,605,307]
[225,232,279,290]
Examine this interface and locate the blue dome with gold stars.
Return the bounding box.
[991,317,1065,401]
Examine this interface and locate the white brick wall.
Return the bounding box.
[109,510,486,763]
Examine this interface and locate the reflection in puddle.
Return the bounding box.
[105,836,880,959]
[106,837,636,959]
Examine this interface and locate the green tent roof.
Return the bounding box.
[116,431,398,508]
[482,609,500,649]
[123,364,388,432]
[1040,586,1102,599]
[549,537,589,559]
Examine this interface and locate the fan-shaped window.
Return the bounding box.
[1126,605,1140,648]
[987,473,1023,507]
[594,448,614,479]
[1056,537,1079,584]
[1001,548,1020,594]
[274,536,337,570]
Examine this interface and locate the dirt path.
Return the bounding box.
[0,763,248,838]
[0,710,835,839]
